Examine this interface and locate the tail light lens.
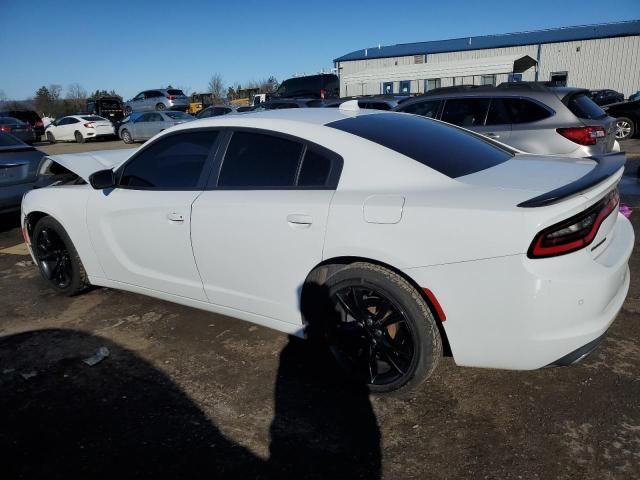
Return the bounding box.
[557,126,606,146]
[84,122,95,128]
[35,121,43,128]
[0,125,12,132]
[528,189,620,258]
[167,95,175,101]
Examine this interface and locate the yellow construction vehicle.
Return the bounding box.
[188,93,213,115]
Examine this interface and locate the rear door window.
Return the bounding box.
[485,99,511,125]
[327,113,512,178]
[503,98,551,123]
[397,99,441,118]
[298,149,335,187]
[119,131,217,189]
[218,132,303,188]
[565,93,607,120]
[441,99,490,127]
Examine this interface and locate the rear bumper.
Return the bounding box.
[403,213,633,370]
[546,331,606,367]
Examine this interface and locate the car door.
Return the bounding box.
[440,98,491,132]
[146,113,167,138]
[191,130,341,325]
[478,98,512,142]
[130,113,150,140]
[502,97,554,153]
[144,91,162,111]
[55,117,75,140]
[130,92,146,111]
[86,130,220,300]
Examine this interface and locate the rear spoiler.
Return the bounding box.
[517,152,626,208]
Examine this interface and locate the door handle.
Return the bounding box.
[484,132,500,139]
[167,212,185,222]
[287,214,313,226]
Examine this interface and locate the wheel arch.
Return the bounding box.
[302,255,452,357]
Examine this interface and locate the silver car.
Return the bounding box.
[118,111,195,143]
[124,89,189,113]
[394,85,618,157]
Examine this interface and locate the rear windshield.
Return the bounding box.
[98,100,121,109]
[82,116,106,121]
[327,113,513,178]
[565,93,607,120]
[164,111,192,120]
[1,110,40,123]
[166,89,185,96]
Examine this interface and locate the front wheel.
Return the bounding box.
[121,129,133,144]
[74,131,85,143]
[46,131,56,143]
[32,216,89,296]
[321,263,442,394]
[615,117,635,140]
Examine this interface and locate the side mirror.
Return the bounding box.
[89,169,116,189]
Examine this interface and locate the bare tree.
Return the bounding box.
[66,83,87,100]
[48,84,63,101]
[208,74,225,101]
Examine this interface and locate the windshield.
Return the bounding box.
[328,113,513,178]
[164,111,193,120]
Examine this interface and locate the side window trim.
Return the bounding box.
[207,127,343,191]
[114,127,223,191]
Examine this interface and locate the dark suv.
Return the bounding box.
[394,84,618,157]
[86,96,124,125]
[0,110,45,141]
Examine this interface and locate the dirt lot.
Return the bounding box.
[1,139,640,479]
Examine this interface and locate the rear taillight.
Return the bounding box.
[557,126,606,146]
[167,95,175,101]
[0,125,12,132]
[35,121,43,128]
[25,124,32,130]
[84,122,95,128]
[528,189,620,258]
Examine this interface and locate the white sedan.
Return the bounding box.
[45,115,115,144]
[22,104,634,393]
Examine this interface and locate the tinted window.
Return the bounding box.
[136,114,152,122]
[120,131,217,189]
[81,116,106,121]
[565,93,607,120]
[166,89,185,96]
[398,99,441,118]
[299,149,332,187]
[164,111,192,120]
[503,98,551,123]
[327,114,512,178]
[149,113,163,122]
[441,99,490,127]
[219,132,303,188]
[485,99,511,125]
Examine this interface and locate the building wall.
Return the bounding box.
[337,35,640,97]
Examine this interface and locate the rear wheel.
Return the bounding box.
[156,103,166,111]
[46,131,56,144]
[615,117,635,140]
[319,263,442,394]
[74,131,85,143]
[121,129,133,144]
[33,216,89,296]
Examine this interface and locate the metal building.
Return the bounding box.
[334,20,640,97]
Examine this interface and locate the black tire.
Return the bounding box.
[121,129,133,144]
[615,117,635,140]
[46,131,56,144]
[32,216,89,296]
[315,262,442,394]
[155,103,166,111]
[74,131,85,144]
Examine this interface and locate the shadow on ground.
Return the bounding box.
[0,329,380,480]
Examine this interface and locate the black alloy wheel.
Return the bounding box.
[330,285,417,388]
[35,226,73,290]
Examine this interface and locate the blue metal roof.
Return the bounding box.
[334,20,640,62]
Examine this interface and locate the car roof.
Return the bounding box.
[186,106,381,128]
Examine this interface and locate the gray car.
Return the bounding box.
[0,117,37,144]
[118,111,195,143]
[0,132,46,214]
[124,88,189,114]
[394,84,618,157]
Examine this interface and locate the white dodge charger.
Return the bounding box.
[21,104,634,393]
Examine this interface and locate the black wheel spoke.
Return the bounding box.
[36,227,72,289]
[367,343,378,384]
[377,311,406,329]
[375,338,407,374]
[335,289,367,322]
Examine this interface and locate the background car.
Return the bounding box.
[588,89,625,106]
[0,117,36,144]
[124,89,189,114]
[603,99,640,140]
[0,109,45,141]
[394,84,617,157]
[323,95,410,111]
[118,111,194,143]
[195,105,233,119]
[86,96,124,125]
[272,73,339,99]
[629,90,640,102]
[45,115,115,144]
[0,132,46,214]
